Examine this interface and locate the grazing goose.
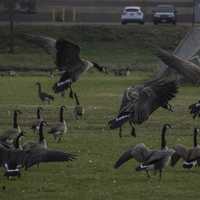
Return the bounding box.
[31,107,44,133]
[48,106,67,142]
[21,34,105,98]
[36,82,54,104]
[73,93,85,119]
[171,128,200,168]
[114,124,172,179]
[108,79,177,137]
[0,110,22,144]
[23,121,48,151]
[0,144,76,178]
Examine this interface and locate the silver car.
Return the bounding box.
[121,6,145,25]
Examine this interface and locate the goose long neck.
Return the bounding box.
[14,133,23,149]
[37,83,42,94]
[13,111,18,129]
[37,108,41,119]
[161,126,167,149]
[60,108,64,122]
[193,129,198,147]
[39,123,44,142]
[74,94,80,105]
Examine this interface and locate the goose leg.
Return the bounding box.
[129,121,136,137]
[69,85,74,99]
[119,126,122,138]
[146,170,151,178]
[159,169,162,180]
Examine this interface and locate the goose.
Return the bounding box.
[23,121,48,151]
[188,100,200,119]
[114,124,173,179]
[31,107,44,133]
[48,106,67,142]
[73,93,85,120]
[21,34,105,98]
[0,110,22,144]
[0,144,76,178]
[108,79,177,137]
[36,82,54,104]
[135,124,174,179]
[156,48,200,84]
[171,128,200,168]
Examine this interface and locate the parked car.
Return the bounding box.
[121,6,144,25]
[152,5,177,25]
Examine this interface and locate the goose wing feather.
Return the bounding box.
[114,143,151,168]
[24,149,76,169]
[21,34,56,57]
[118,80,177,124]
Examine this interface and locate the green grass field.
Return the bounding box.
[0,24,199,200]
[0,71,199,200]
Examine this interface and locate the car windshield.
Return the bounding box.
[155,6,175,12]
[125,8,139,12]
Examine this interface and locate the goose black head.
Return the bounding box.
[14,109,22,115]
[163,124,172,130]
[194,127,200,135]
[36,82,41,86]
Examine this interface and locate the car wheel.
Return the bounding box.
[121,21,127,25]
[140,21,144,25]
[172,21,176,25]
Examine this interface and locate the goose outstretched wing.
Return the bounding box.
[110,80,177,129]
[114,143,152,168]
[24,149,76,169]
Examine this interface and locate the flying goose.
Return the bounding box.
[0,144,76,178]
[73,93,85,119]
[0,110,22,144]
[21,34,105,98]
[36,82,54,104]
[31,107,44,133]
[114,124,173,179]
[156,48,200,84]
[108,79,177,137]
[23,121,48,151]
[48,106,67,142]
[171,128,200,168]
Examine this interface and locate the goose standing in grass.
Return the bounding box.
[171,128,200,169]
[108,79,177,137]
[73,93,85,119]
[21,34,105,99]
[0,142,76,179]
[31,107,44,133]
[48,106,67,142]
[0,110,22,144]
[36,82,54,104]
[114,124,173,179]
[23,121,48,151]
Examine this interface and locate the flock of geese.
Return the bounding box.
[1,33,200,181]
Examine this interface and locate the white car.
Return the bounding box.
[121,6,144,25]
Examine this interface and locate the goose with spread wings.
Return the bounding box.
[0,144,76,178]
[108,79,177,137]
[21,34,105,98]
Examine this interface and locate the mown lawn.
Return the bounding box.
[0,71,199,200]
